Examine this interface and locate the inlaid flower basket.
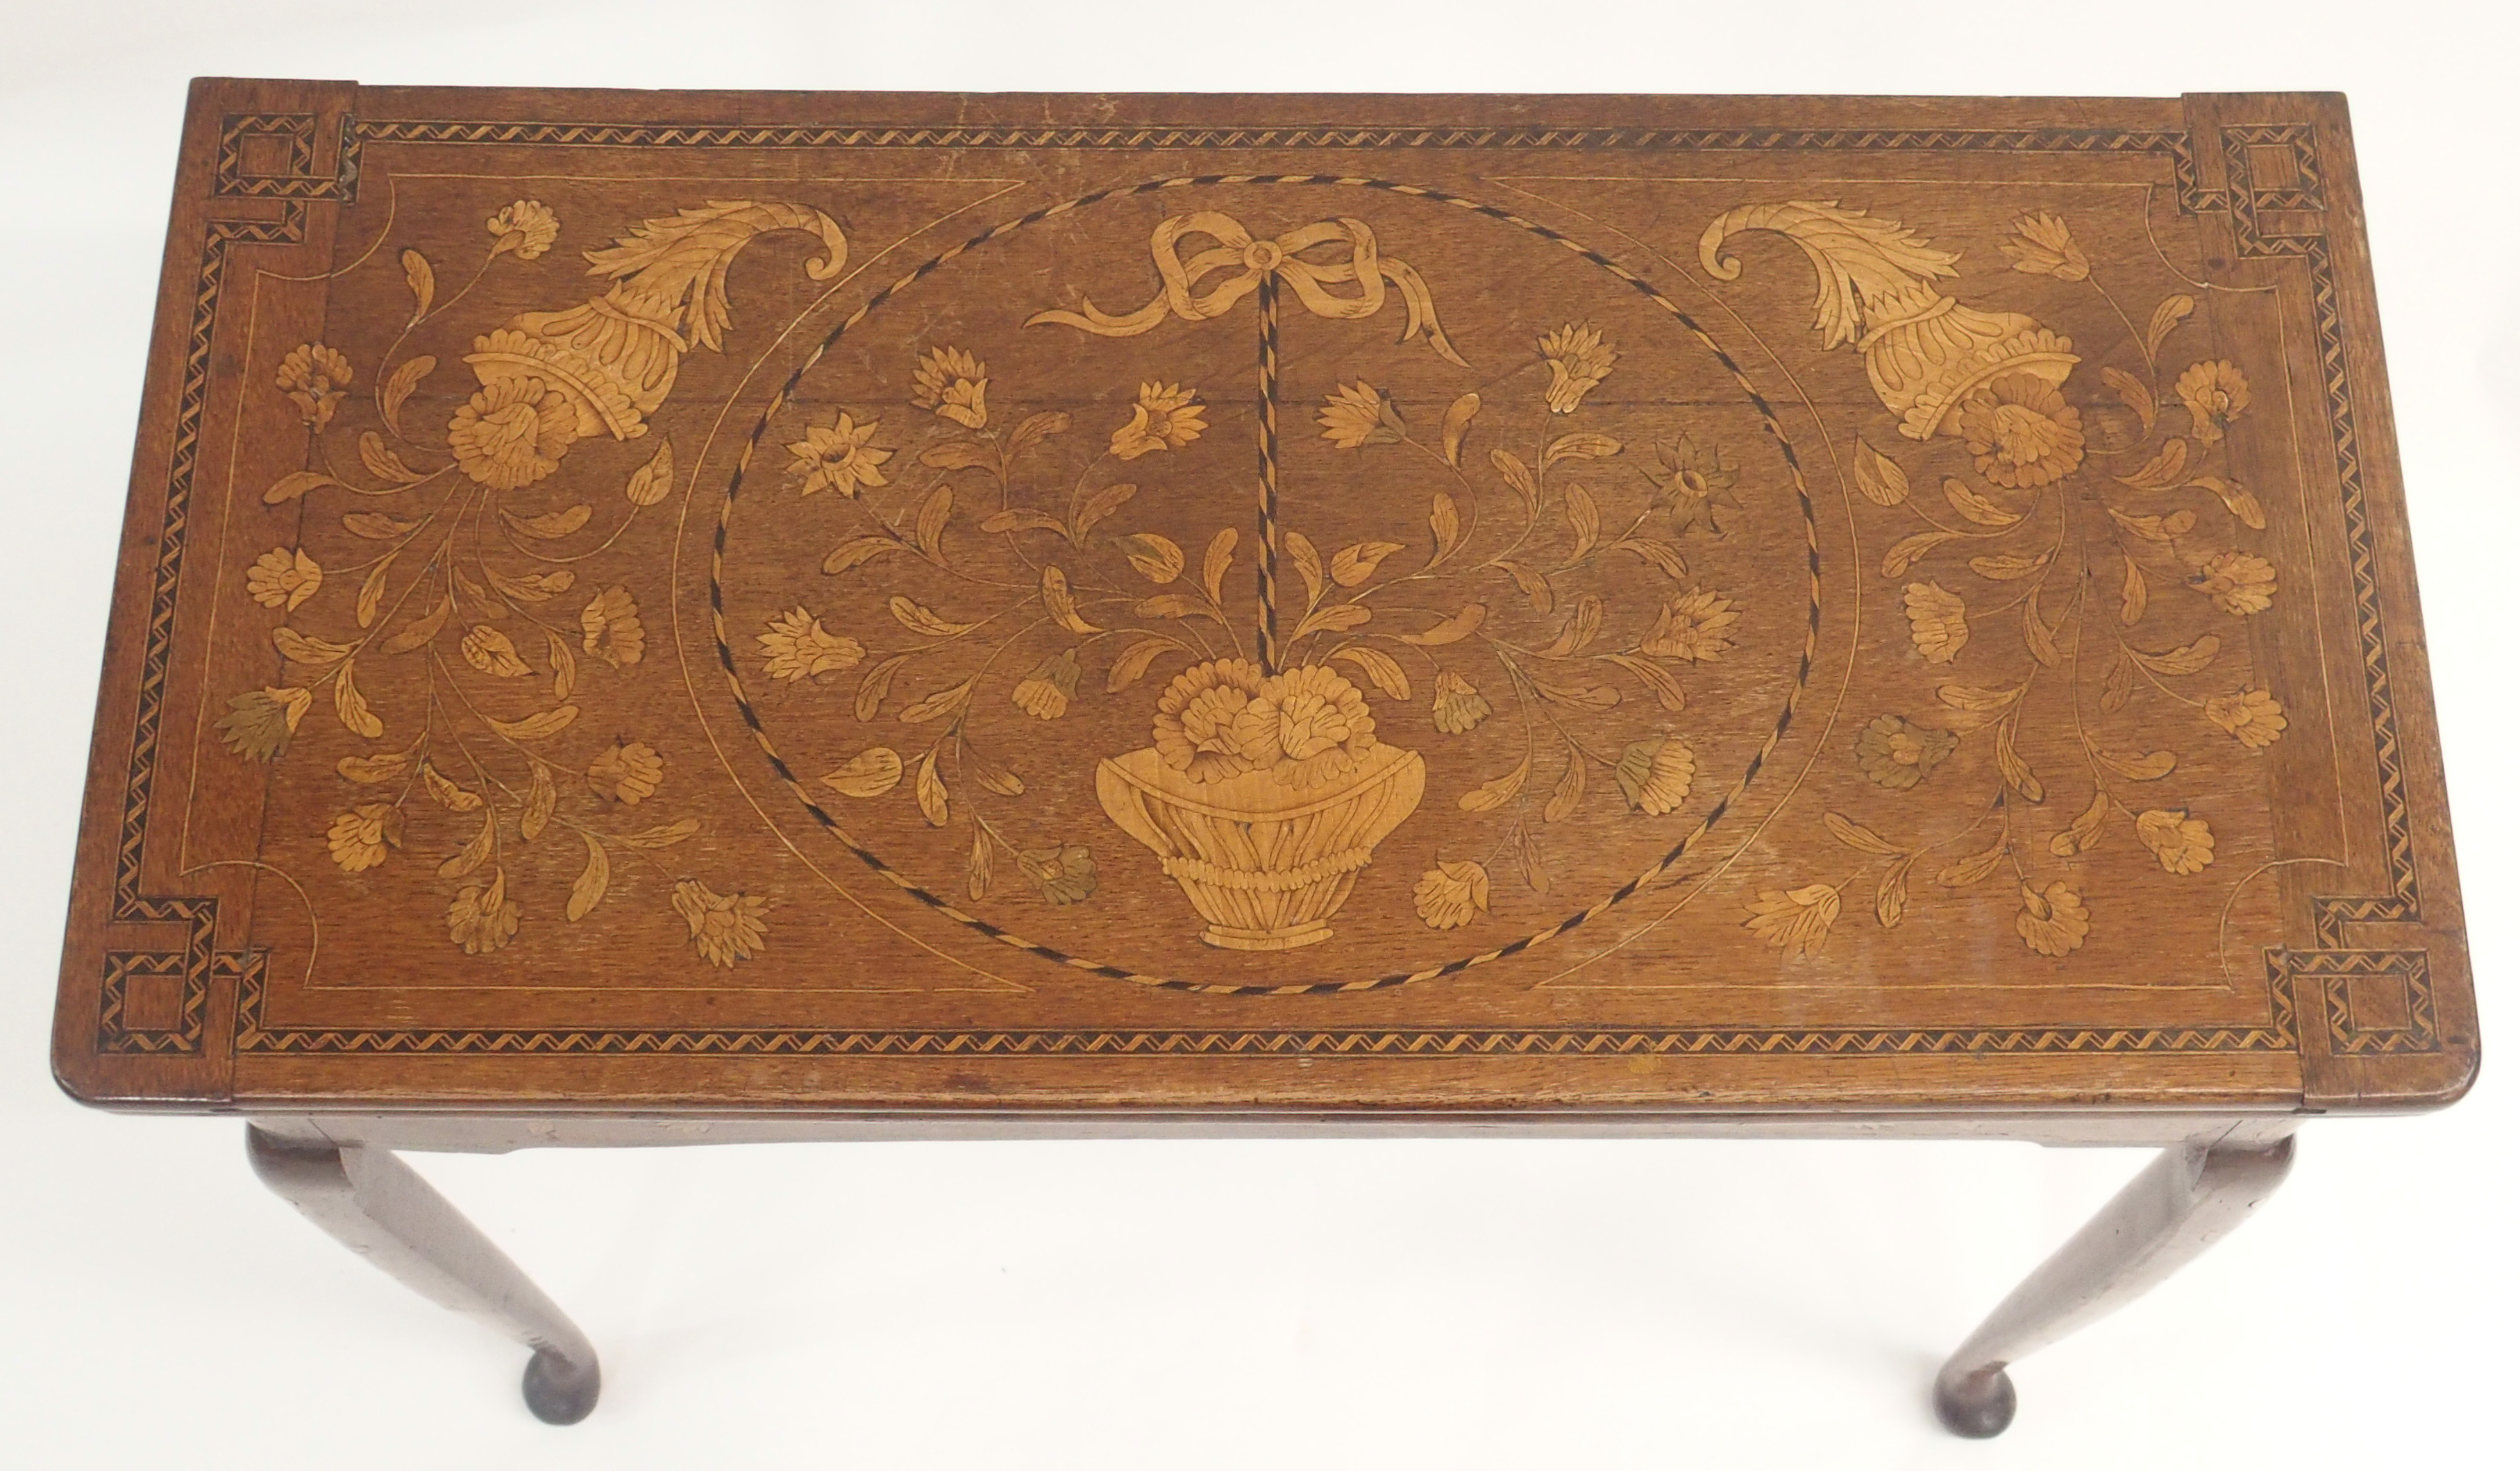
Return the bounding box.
[1095,660,1425,951]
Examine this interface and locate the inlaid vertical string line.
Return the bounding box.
[1255,269,1282,675]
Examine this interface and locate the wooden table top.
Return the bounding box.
[51,81,2474,1122]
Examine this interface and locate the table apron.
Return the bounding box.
[244,1110,2308,1154]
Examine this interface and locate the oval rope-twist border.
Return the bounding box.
[708,174,1824,995]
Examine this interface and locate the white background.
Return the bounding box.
[2,3,2512,1465]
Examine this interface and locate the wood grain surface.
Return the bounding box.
[49,83,2476,1118]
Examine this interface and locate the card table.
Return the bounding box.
[53,81,2475,1432]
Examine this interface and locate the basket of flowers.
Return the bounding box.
[1095,659,1425,951]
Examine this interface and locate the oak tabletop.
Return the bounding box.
[50,81,2475,1121]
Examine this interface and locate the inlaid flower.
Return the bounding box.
[1647,435,1742,537]
[1641,589,1740,662]
[1958,373,2085,488]
[447,870,521,955]
[2135,808,2216,874]
[485,199,560,260]
[448,376,579,489]
[1152,659,1264,783]
[1743,884,1841,957]
[325,803,403,873]
[1018,845,1098,905]
[1414,859,1490,930]
[758,607,864,682]
[1111,381,1207,460]
[1539,322,1618,414]
[1235,664,1378,788]
[1855,714,1959,791]
[215,686,311,761]
[2000,212,2090,282]
[2175,360,2251,446]
[1431,671,1491,734]
[580,584,646,666]
[246,547,323,612]
[2015,880,2091,957]
[787,410,892,496]
[1614,735,1697,816]
[1316,380,1404,450]
[912,345,989,430]
[587,739,662,804]
[2189,550,2277,616]
[1012,648,1081,720]
[2204,687,2288,748]
[1902,582,1970,663]
[276,342,353,429]
[672,878,766,967]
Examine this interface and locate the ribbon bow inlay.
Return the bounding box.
[1025,212,1469,367]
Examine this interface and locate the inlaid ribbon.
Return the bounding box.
[1026,212,1469,366]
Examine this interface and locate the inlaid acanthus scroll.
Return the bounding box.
[1699,200,2078,440]
[469,200,850,444]
[226,198,846,963]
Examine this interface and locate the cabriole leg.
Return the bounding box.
[245,1125,601,1424]
[1933,1131,2295,1437]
